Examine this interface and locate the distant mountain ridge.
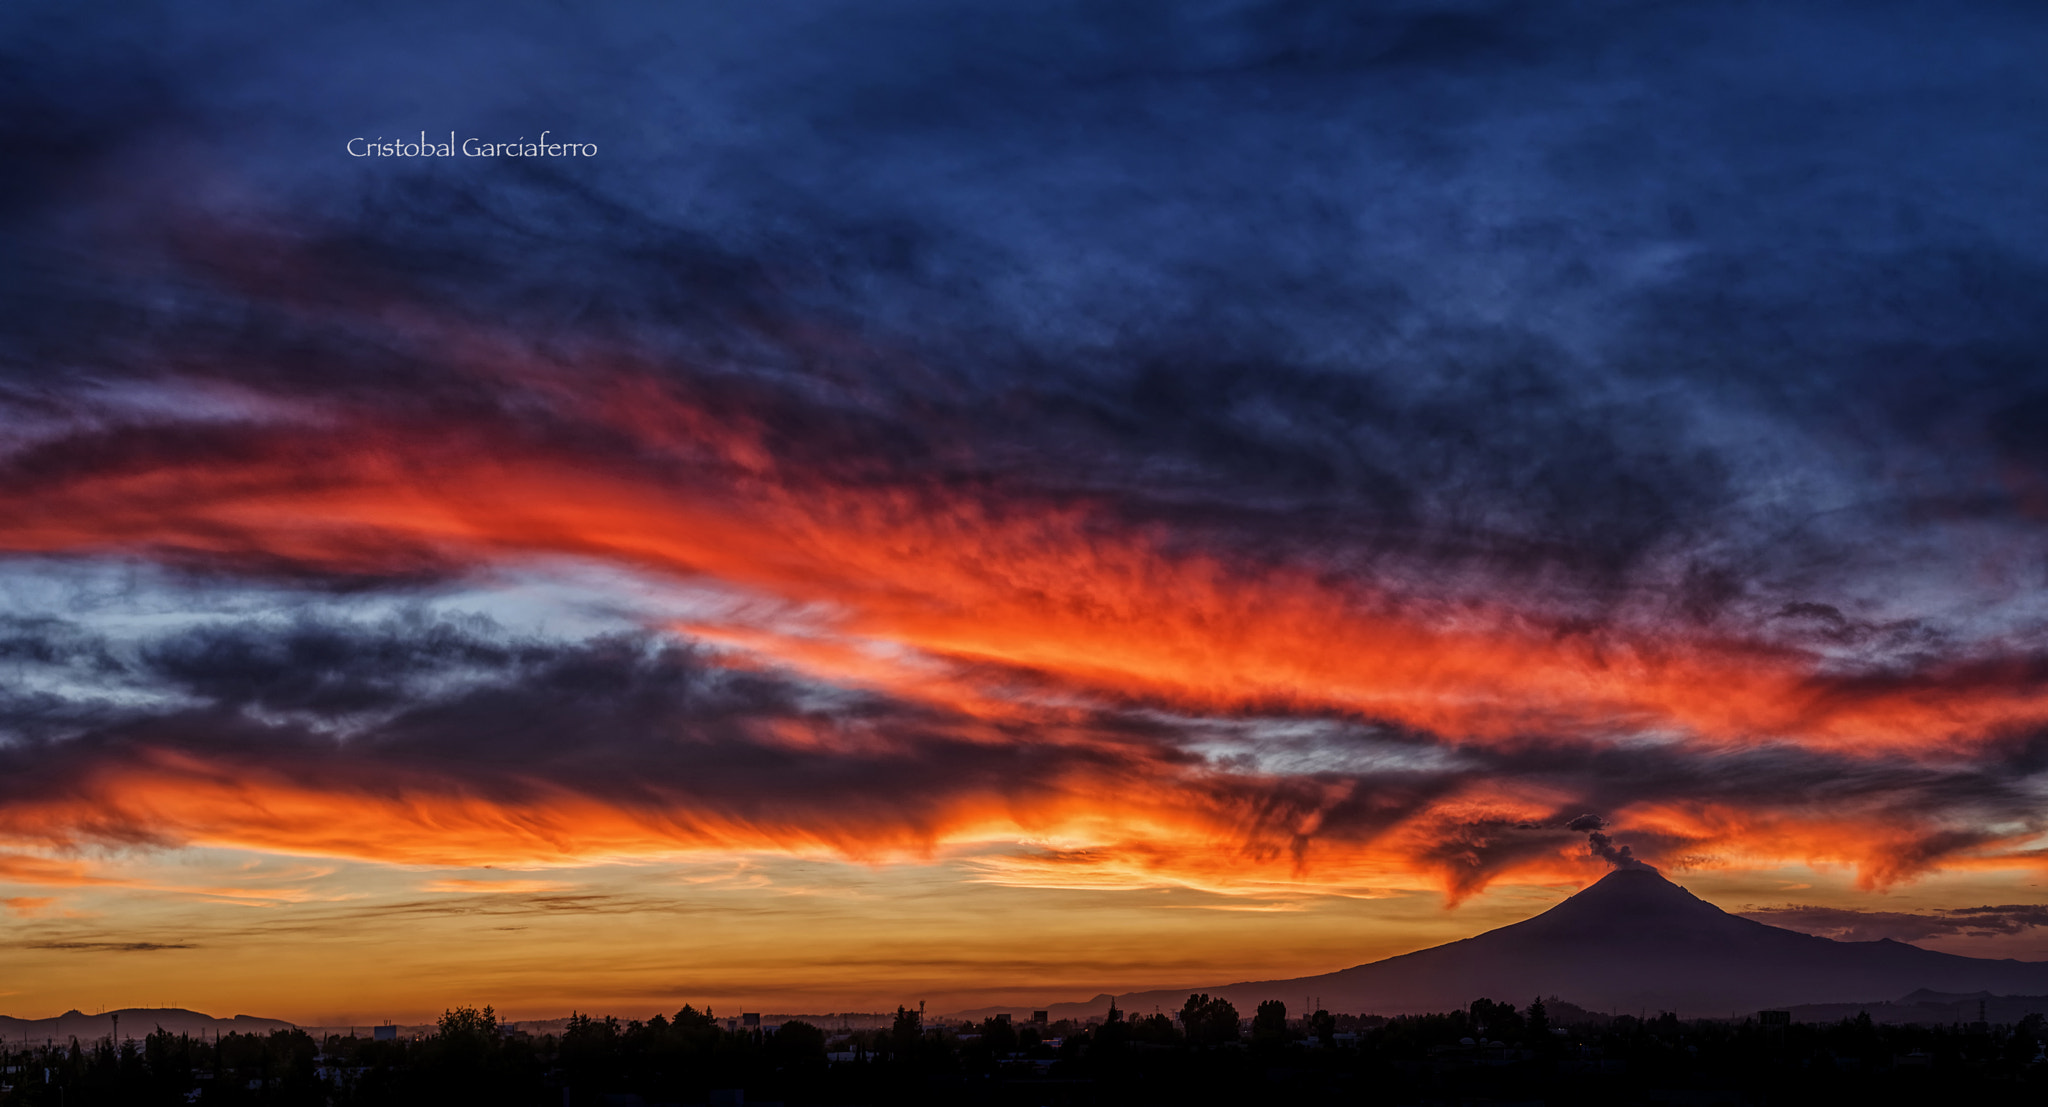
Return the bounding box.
[0,1008,295,1043]
[956,867,2048,1021]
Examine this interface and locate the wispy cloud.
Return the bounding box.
[423,879,574,895]
[24,942,195,953]
[1739,904,2048,943]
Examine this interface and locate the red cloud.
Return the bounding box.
[5,375,2045,762]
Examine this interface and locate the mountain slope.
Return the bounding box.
[1024,868,2048,1019]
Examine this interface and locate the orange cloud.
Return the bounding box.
[0,853,115,887]
[4,896,57,916]
[423,879,575,894]
[4,389,2044,763]
[5,359,2047,903]
[2,727,2025,901]
[1623,802,2043,890]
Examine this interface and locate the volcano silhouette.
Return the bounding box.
[1030,867,2048,1019]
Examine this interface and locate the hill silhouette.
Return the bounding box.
[0,1008,295,1043]
[987,867,2048,1020]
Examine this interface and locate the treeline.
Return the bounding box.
[3,999,2044,1105]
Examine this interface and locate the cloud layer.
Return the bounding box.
[1740,904,2048,945]
[1,0,2046,913]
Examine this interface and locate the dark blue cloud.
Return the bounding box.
[4,1,2039,535]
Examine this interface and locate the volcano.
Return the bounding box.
[1024,867,2048,1019]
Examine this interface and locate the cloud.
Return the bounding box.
[5,362,2046,758]
[1739,904,2048,944]
[423,879,574,895]
[24,942,194,953]
[4,896,56,916]
[0,0,2045,909]
[0,606,2043,899]
[0,853,118,887]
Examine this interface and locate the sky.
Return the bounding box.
[4,0,2048,1024]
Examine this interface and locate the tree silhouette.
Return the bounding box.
[672,1004,717,1033]
[1468,997,1524,1039]
[1131,1012,1178,1045]
[978,1016,1018,1054]
[771,1019,826,1068]
[1092,1002,1131,1058]
[434,1004,500,1072]
[437,1004,498,1042]
[890,1005,922,1056]
[1252,1000,1288,1042]
[1180,994,1241,1046]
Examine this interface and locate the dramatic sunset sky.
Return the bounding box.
[4,1,2048,1024]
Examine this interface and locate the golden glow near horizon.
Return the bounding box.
[7,841,2046,1025]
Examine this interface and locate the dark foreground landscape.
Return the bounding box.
[4,997,2046,1106]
